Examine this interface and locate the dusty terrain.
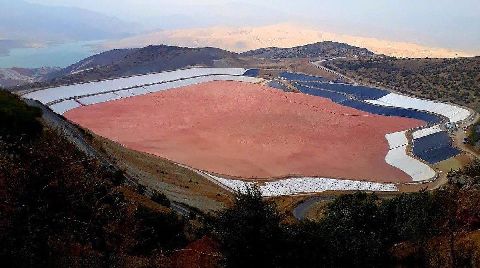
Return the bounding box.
[102,23,472,58]
[89,133,233,212]
[65,80,423,182]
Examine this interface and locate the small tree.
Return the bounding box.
[131,205,186,255]
[151,192,171,207]
[320,192,389,267]
[214,187,286,268]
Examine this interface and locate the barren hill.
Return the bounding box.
[47,45,241,83]
[9,42,377,89]
[241,41,375,59]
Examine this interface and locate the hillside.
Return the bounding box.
[0,90,223,267]
[324,56,480,111]
[241,41,375,59]
[17,45,241,89]
[3,88,480,266]
[54,45,239,77]
[10,42,376,90]
[0,67,59,88]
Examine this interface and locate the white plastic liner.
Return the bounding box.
[77,92,121,106]
[142,75,263,94]
[206,174,398,197]
[127,87,152,96]
[49,100,81,115]
[412,125,443,140]
[114,90,135,99]
[386,131,408,149]
[367,93,470,123]
[23,68,248,104]
[216,75,263,83]
[385,145,436,182]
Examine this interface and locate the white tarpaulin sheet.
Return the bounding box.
[114,90,135,98]
[77,92,121,106]
[412,125,443,140]
[142,75,263,94]
[386,131,409,149]
[24,68,248,104]
[206,174,398,197]
[367,93,470,123]
[49,100,81,115]
[128,87,151,96]
[385,145,436,182]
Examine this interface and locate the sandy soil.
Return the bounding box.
[65,81,423,183]
[102,23,472,58]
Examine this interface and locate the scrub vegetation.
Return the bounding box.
[467,121,480,146]
[2,89,480,267]
[0,90,197,267]
[324,56,480,111]
[214,173,480,267]
[0,89,42,139]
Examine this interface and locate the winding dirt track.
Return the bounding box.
[65,81,424,182]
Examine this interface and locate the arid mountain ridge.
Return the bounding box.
[1,41,374,88]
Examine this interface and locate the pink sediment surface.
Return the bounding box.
[65,81,424,182]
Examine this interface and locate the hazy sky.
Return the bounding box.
[22,0,480,54]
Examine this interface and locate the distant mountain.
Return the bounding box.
[55,48,136,77]
[0,40,27,57]
[54,42,374,81]
[0,67,59,88]
[0,0,136,56]
[241,41,375,59]
[4,45,240,89]
[8,42,377,90]
[40,45,241,86]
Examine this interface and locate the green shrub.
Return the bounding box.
[215,187,286,268]
[0,90,42,140]
[151,192,171,207]
[131,205,186,255]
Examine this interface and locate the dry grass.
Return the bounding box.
[90,133,234,212]
[392,230,480,266]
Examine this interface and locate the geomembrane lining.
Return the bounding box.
[280,72,325,82]
[412,131,460,164]
[294,83,442,124]
[299,81,389,100]
[243,68,260,77]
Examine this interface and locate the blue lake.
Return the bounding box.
[0,40,105,68]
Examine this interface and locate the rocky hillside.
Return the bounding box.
[26,45,241,88]
[325,56,480,110]
[11,42,375,90]
[241,41,375,59]
[0,67,59,88]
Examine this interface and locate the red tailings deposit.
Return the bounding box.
[65,81,424,182]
